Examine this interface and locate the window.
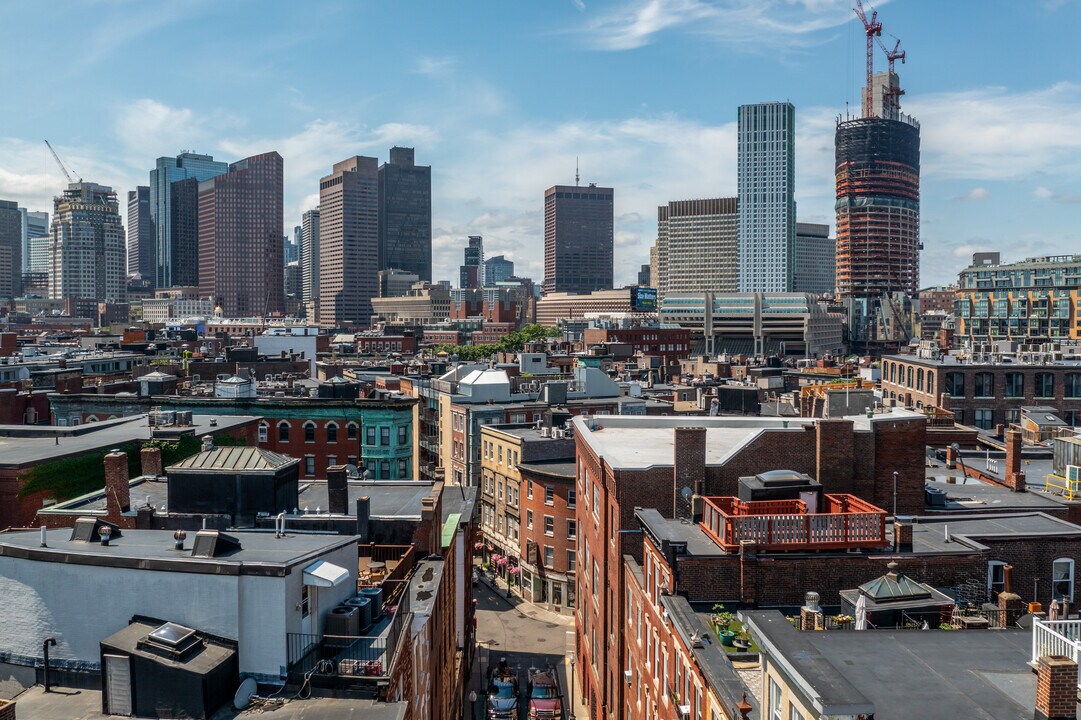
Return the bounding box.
[326,423,338,443]
[592,484,600,520]
[789,707,805,720]
[347,422,358,440]
[945,372,965,397]
[348,455,358,466]
[568,519,577,539]
[544,545,555,568]
[498,446,503,464]
[1036,372,1055,398]
[567,549,576,572]
[304,422,316,443]
[380,460,390,478]
[988,561,1006,600]
[368,460,377,478]
[526,511,533,529]
[366,426,376,445]
[974,408,993,430]
[258,423,268,443]
[399,459,408,478]
[544,485,554,505]
[974,372,994,398]
[1066,374,1081,398]
[1054,558,1075,602]
[568,487,576,508]
[498,482,503,501]
[278,422,290,442]
[544,516,554,535]
[768,677,783,720]
[398,426,407,445]
[304,456,315,476]
[527,480,533,499]
[1005,372,1024,398]
[326,455,337,469]
[380,427,390,446]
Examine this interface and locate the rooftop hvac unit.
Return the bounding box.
[1067,465,1081,482]
[540,427,550,438]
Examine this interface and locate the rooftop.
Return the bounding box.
[908,512,1081,554]
[743,610,1069,719]
[168,445,298,472]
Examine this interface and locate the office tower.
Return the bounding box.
[737,102,796,293]
[301,208,320,308]
[654,197,738,299]
[638,264,650,288]
[378,147,432,281]
[542,184,614,295]
[48,183,126,302]
[793,222,836,295]
[460,235,483,289]
[283,225,300,265]
[318,156,379,328]
[150,152,229,288]
[379,268,421,298]
[126,187,152,279]
[0,200,21,298]
[27,235,51,274]
[168,178,201,287]
[20,209,47,277]
[197,152,285,317]
[284,261,301,299]
[483,255,514,287]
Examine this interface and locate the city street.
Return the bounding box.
[465,574,586,720]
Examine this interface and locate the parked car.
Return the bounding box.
[527,665,562,719]
[487,658,519,719]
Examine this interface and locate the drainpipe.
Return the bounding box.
[43,637,57,692]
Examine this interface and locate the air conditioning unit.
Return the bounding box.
[624,669,632,683]
[1067,465,1081,482]
[678,705,691,719]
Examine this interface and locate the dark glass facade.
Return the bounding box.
[542,185,614,295]
[378,147,432,281]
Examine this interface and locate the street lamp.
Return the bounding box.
[568,655,576,720]
[468,689,478,720]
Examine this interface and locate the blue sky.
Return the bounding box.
[2,0,1080,288]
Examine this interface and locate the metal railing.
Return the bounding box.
[700,495,888,552]
[1032,618,1081,687]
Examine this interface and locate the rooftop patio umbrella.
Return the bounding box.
[1050,598,1061,621]
[854,593,868,631]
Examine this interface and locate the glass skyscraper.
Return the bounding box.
[378,147,432,281]
[150,152,228,288]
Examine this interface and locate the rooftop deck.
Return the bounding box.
[700,494,888,552]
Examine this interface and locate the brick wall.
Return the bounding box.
[1036,655,1077,720]
[0,698,14,720]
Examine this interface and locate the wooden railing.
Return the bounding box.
[923,408,956,428]
[700,494,888,552]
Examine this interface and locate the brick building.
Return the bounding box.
[881,351,1081,428]
[581,324,692,362]
[572,410,927,719]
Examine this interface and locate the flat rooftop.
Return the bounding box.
[743,610,1072,719]
[0,528,356,575]
[298,481,436,519]
[909,512,1081,554]
[0,414,260,468]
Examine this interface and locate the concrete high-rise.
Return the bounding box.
[20,209,48,278]
[150,152,228,288]
[48,183,126,302]
[654,197,738,299]
[483,254,513,287]
[378,147,432,281]
[284,225,300,265]
[793,222,836,296]
[460,235,483,289]
[318,156,379,329]
[542,183,614,295]
[126,186,152,279]
[301,208,320,315]
[197,152,284,317]
[737,102,796,293]
[637,264,650,288]
[0,200,21,298]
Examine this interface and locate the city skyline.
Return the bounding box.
[0,2,1079,288]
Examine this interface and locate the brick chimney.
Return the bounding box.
[1005,429,1026,492]
[893,518,913,551]
[104,450,130,515]
[816,420,854,492]
[140,446,163,477]
[327,465,348,515]
[673,427,706,522]
[1035,655,1077,720]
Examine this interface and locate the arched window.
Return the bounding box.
[304,421,316,443]
[278,421,290,442]
[326,422,338,444]
[906,367,913,388]
[258,422,269,443]
[916,369,924,392]
[1066,373,1081,399]
[926,371,934,394]
[346,422,358,440]
[1053,558,1075,602]
[86,415,99,423]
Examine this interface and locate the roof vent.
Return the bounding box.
[70,517,122,543]
[190,530,242,558]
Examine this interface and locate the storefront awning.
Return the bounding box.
[303,560,349,587]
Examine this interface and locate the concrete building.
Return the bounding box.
[483,254,514,287]
[301,207,320,319]
[48,183,127,303]
[543,184,614,295]
[19,208,48,279]
[659,292,844,357]
[535,288,638,326]
[378,147,432,281]
[140,296,214,324]
[125,186,152,280]
[738,102,796,293]
[319,156,379,329]
[654,197,739,300]
[196,152,284,317]
[26,234,50,276]
[371,282,451,325]
[284,260,301,300]
[0,200,22,299]
[379,268,421,298]
[793,222,835,295]
[637,263,650,288]
[150,152,229,289]
[459,235,483,290]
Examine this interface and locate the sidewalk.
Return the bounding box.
[557,643,591,719]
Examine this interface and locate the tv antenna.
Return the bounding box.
[575,156,580,187]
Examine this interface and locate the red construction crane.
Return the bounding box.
[853,0,882,118]
[876,36,906,119]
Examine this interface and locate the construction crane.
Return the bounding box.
[44,140,80,184]
[876,36,906,120]
[853,0,882,118]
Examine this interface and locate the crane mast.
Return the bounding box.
[44,140,80,185]
[853,0,882,118]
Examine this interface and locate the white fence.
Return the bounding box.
[1032,618,1081,686]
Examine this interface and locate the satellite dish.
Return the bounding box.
[233,677,257,710]
[681,487,692,500]
[344,463,360,479]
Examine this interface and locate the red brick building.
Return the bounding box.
[581,325,692,361]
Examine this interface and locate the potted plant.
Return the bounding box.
[832,614,853,628]
[732,630,751,650]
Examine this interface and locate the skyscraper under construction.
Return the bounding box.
[835,1,920,350]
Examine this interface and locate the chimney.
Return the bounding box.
[1035,655,1077,720]
[104,450,130,515]
[327,465,348,515]
[893,517,913,551]
[799,591,824,631]
[140,446,163,477]
[1005,429,1026,492]
[201,434,215,453]
[938,392,950,412]
[355,496,371,543]
[673,427,706,522]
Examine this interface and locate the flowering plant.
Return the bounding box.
[507,566,520,575]
[496,557,508,567]
[474,542,484,550]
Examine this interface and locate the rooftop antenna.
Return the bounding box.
[575,156,580,187]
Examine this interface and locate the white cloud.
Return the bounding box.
[958,187,989,201]
[1034,186,1054,199]
[415,56,457,76]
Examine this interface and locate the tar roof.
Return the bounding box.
[910,512,1081,554]
[744,610,1064,720]
[298,481,436,518]
[0,527,355,574]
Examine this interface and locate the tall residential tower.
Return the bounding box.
[48,183,126,302]
[737,102,795,293]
